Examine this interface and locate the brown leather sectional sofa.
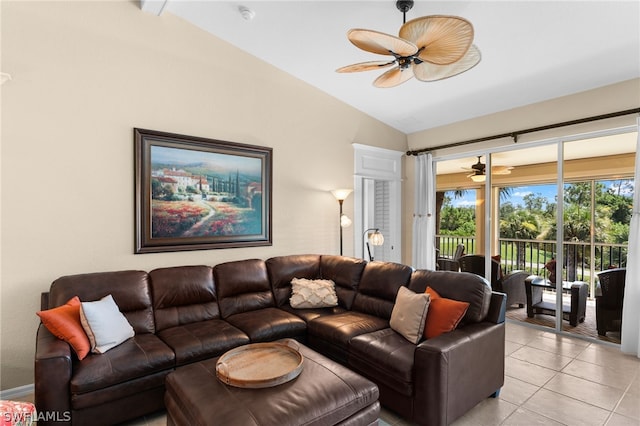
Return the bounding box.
[35,254,507,425]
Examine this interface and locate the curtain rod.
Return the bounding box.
[406,107,640,156]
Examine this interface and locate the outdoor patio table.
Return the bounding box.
[525,276,588,326]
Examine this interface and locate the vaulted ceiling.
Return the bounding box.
[142,1,640,135]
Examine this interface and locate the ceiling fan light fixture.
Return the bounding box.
[470,173,486,183]
[337,1,481,88]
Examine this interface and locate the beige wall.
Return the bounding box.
[0,1,407,389]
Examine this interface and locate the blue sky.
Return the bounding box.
[449,184,557,208]
[449,180,634,208]
[151,145,262,175]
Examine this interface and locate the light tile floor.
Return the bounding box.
[379,321,640,426]
[18,321,640,425]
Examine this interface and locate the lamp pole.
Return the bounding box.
[338,199,344,256]
[331,189,352,256]
[362,228,379,261]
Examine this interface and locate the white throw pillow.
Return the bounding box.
[290,278,338,309]
[80,294,135,354]
[390,286,431,344]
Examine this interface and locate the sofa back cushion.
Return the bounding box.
[266,255,321,307]
[214,259,274,318]
[352,261,413,319]
[49,270,155,334]
[149,266,218,332]
[320,255,366,310]
[266,255,366,310]
[408,270,492,325]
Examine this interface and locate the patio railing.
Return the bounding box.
[436,235,628,296]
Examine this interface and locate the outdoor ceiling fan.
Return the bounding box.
[464,156,513,182]
[336,0,481,88]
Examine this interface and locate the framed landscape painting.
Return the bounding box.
[134,128,272,253]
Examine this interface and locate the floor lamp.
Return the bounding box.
[331,189,352,256]
[363,228,384,261]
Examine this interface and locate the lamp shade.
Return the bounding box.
[340,214,352,228]
[331,189,353,201]
[368,230,384,246]
[470,173,486,182]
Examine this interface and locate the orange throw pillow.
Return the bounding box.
[423,287,470,339]
[37,296,90,360]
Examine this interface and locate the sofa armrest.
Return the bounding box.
[35,324,72,425]
[413,322,505,425]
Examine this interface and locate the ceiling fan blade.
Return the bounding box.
[347,29,418,57]
[399,15,474,65]
[492,166,514,175]
[373,66,414,88]
[412,45,481,81]
[336,60,396,73]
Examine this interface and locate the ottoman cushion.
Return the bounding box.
[165,341,379,426]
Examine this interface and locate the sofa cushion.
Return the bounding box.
[349,328,416,397]
[390,287,430,344]
[80,294,135,354]
[280,304,348,323]
[307,311,388,362]
[49,270,155,334]
[290,278,338,309]
[149,266,219,332]
[266,255,366,310]
[352,261,413,319]
[408,269,492,325]
[266,255,321,307]
[214,259,275,318]
[224,307,307,342]
[423,287,469,339]
[37,296,91,360]
[157,319,249,365]
[70,334,174,394]
[320,255,367,309]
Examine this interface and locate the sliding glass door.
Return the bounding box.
[434,127,636,342]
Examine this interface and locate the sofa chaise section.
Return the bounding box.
[408,270,506,425]
[346,270,506,425]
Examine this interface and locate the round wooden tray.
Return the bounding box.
[215,341,304,388]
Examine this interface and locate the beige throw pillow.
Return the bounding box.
[390,286,431,344]
[80,294,135,354]
[290,278,338,309]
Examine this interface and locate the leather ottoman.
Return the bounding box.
[165,340,380,426]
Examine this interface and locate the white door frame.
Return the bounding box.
[353,143,403,263]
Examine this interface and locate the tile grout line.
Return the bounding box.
[504,328,613,425]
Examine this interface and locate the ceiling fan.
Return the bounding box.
[464,156,514,182]
[336,0,481,88]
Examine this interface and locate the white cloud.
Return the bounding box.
[513,191,533,198]
[454,200,478,207]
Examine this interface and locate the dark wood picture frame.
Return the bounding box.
[134,128,272,253]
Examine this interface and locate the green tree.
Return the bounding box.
[523,193,547,212]
[151,180,175,201]
[500,209,539,268]
[440,205,475,236]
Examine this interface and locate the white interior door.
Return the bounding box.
[353,144,402,263]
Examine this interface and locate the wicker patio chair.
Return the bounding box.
[458,254,502,290]
[595,267,626,336]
